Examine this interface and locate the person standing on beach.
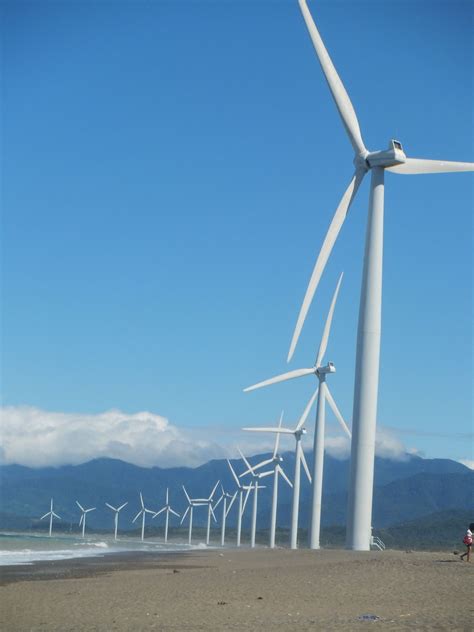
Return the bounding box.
[460,523,474,562]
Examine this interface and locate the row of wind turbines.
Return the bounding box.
[241,0,473,551]
[40,290,350,551]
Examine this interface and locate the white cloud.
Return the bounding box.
[459,459,474,470]
[0,406,227,468]
[0,406,414,469]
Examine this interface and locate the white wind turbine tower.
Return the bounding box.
[245,272,350,550]
[76,501,96,538]
[243,394,316,550]
[240,413,293,549]
[226,459,253,548]
[105,501,128,540]
[238,448,271,548]
[132,493,155,541]
[289,0,473,550]
[152,488,180,544]
[40,498,61,537]
[213,484,237,547]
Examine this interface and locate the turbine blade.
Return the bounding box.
[258,469,275,478]
[153,507,166,518]
[214,494,224,510]
[242,426,294,434]
[40,512,50,521]
[298,0,366,155]
[277,465,293,488]
[244,368,315,393]
[105,503,116,511]
[237,447,254,474]
[287,171,364,362]
[273,411,284,457]
[79,515,84,527]
[295,387,319,431]
[387,158,474,175]
[225,492,237,517]
[242,486,252,514]
[52,512,61,520]
[166,488,169,505]
[182,485,191,503]
[300,449,312,483]
[76,501,84,512]
[117,502,128,512]
[208,480,220,501]
[325,385,351,438]
[85,508,96,513]
[132,510,142,523]
[209,505,217,523]
[180,506,189,524]
[315,271,343,367]
[227,459,241,487]
[140,492,144,508]
[169,508,180,518]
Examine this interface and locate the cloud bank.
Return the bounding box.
[1,405,416,469]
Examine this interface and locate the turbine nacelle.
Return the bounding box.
[316,361,336,376]
[365,140,406,170]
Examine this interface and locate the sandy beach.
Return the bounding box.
[1,548,473,631]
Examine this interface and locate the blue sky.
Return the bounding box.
[2,1,472,467]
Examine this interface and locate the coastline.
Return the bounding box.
[1,547,472,630]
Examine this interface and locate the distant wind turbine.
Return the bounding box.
[132,493,155,541]
[226,459,253,547]
[240,412,293,549]
[105,501,128,540]
[152,488,180,544]
[76,501,96,538]
[291,0,474,551]
[213,484,237,547]
[181,483,219,545]
[238,448,272,548]
[40,498,61,537]
[243,395,315,549]
[245,272,350,550]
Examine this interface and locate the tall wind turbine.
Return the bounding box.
[289,0,473,550]
[105,501,128,540]
[240,413,293,549]
[238,448,271,548]
[40,498,61,537]
[76,501,96,538]
[226,459,253,547]
[245,272,350,549]
[213,484,237,547]
[243,393,316,549]
[132,493,155,541]
[152,488,180,544]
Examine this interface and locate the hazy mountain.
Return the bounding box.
[0,453,471,535]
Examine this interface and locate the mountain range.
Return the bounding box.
[1,452,472,542]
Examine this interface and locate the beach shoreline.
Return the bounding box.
[1,547,472,630]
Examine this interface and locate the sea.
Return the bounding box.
[0,532,207,566]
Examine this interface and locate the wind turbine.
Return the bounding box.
[105,501,128,540]
[245,272,350,549]
[240,413,293,549]
[40,498,61,537]
[226,459,253,547]
[243,393,316,549]
[76,501,96,538]
[152,488,180,544]
[213,484,237,547]
[132,493,155,541]
[238,448,271,548]
[288,0,473,550]
[181,482,219,545]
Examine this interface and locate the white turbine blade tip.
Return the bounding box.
[315,271,344,368]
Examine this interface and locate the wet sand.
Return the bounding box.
[1,548,472,630]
